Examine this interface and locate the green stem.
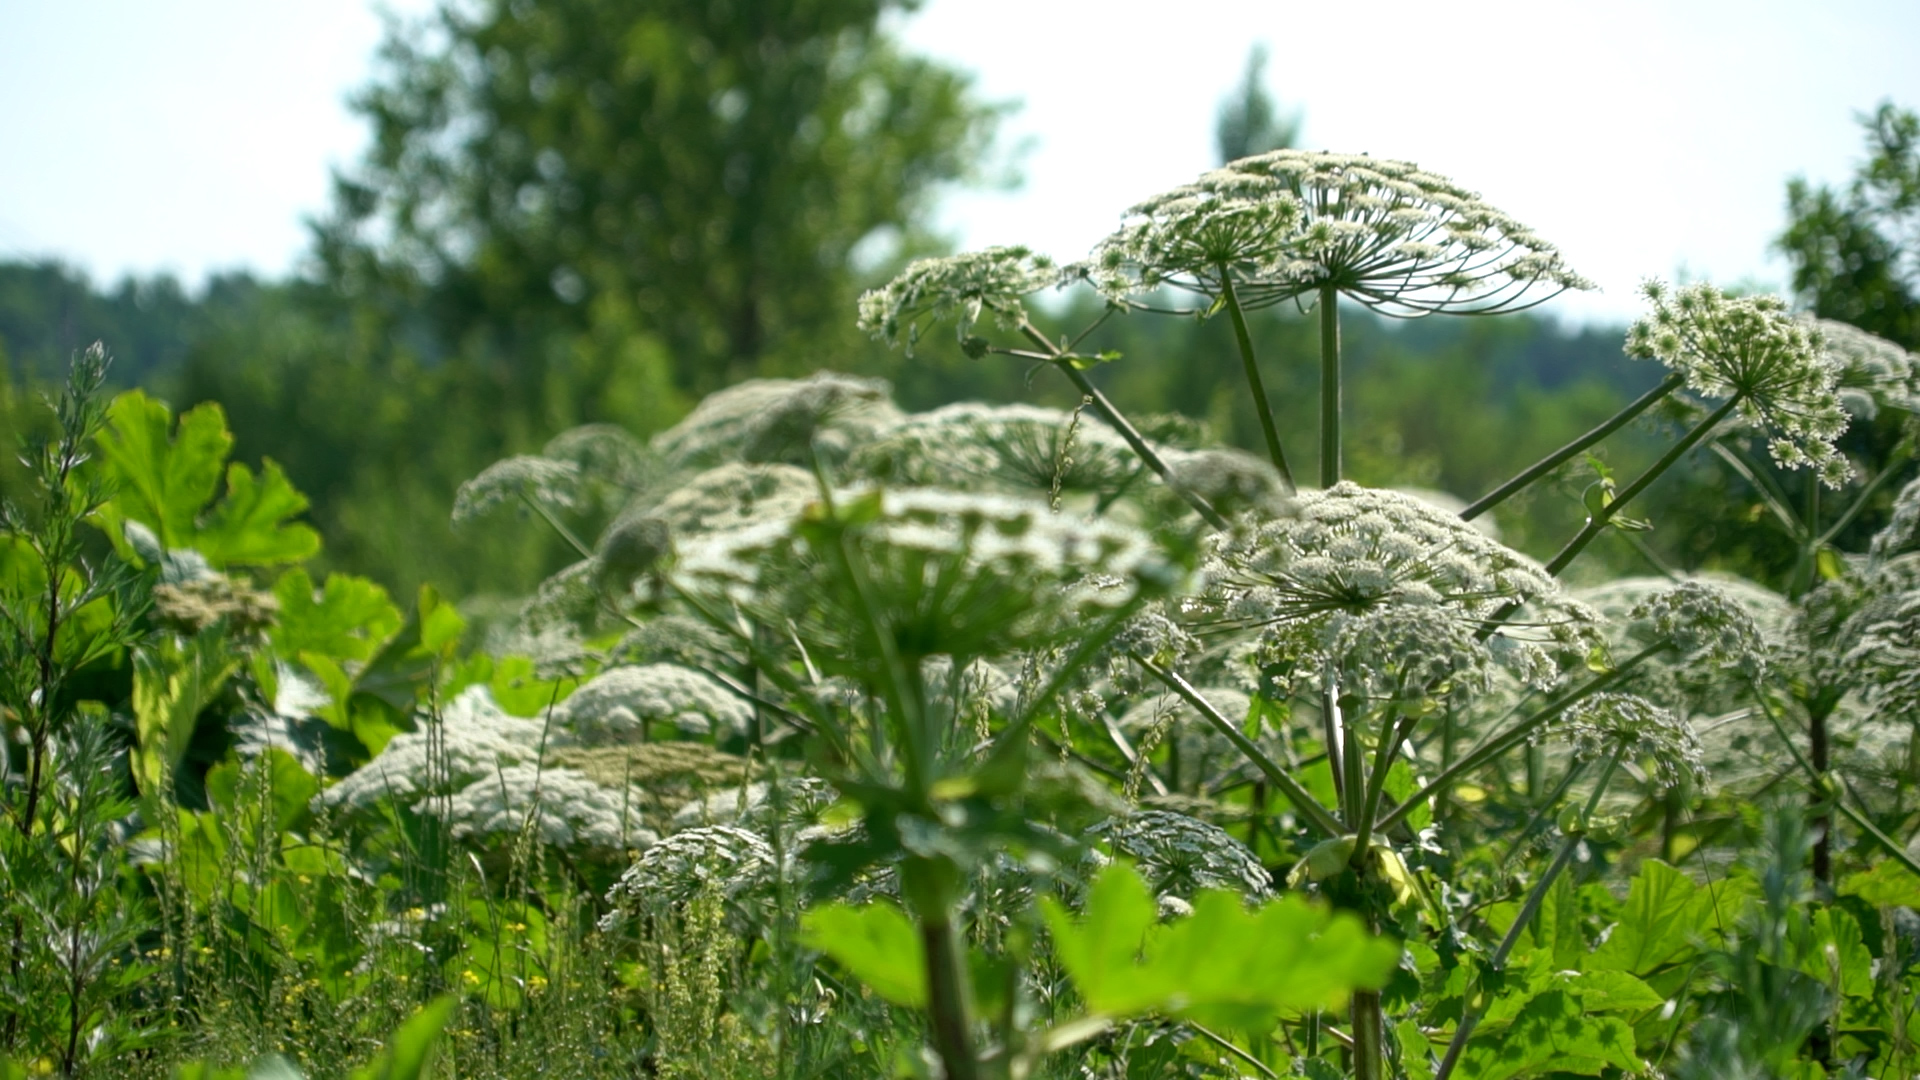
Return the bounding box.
[1374,645,1663,834]
[918,907,980,1080]
[1542,393,1745,577]
[1464,372,1685,521]
[1319,285,1341,489]
[522,493,594,560]
[1219,269,1296,492]
[1433,751,1622,1080]
[1351,988,1385,1080]
[1018,321,1229,530]
[1351,712,1417,860]
[1133,654,1345,837]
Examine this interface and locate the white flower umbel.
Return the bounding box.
[856,402,1141,498]
[602,824,778,913]
[647,462,819,537]
[555,663,756,743]
[857,246,1061,355]
[678,488,1173,662]
[451,455,583,523]
[1162,448,1292,519]
[1210,483,1597,698]
[441,763,652,850]
[1870,477,1920,567]
[542,423,658,510]
[1554,692,1706,791]
[1627,282,1852,486]
[318,685,547,813]
[650,372,901,469]
[1624,580,1770,681]
[1089,810,1272,900]
[1088,151,1590,315]
[1807,317,1920,421]
[1842,587,1920,723]
[669,775,835,832]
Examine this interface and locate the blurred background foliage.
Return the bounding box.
[1,0,1914,608]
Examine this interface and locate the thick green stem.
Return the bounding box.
[1351,988,1385,1080]
[919,911,980,1080]
[1351,712,1416,861]
[1219,269,1296,492]
[522,493,595,561]
[1542,394,1744,577]
[1319,285,1341,489]
[1464,372,1685,521]
[1434,752,1622,1080]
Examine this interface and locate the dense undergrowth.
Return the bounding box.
[8,145,1920,1080]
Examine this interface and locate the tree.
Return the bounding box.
[313,0,1002,398]
[1777,102,1920,349]
[1213,45,1299,166]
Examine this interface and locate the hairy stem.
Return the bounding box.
[1464,373,1685,521]
[1319,285,1342,489]
[1219,269,1296,492]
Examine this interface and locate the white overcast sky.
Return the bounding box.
[2,1,1917,324]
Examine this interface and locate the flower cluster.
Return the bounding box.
[1626,282,1851,486]
[1625,581,1770,681]
[542,423,657,511]
[1809,317,1920,420]
[857,246,1061,354]
[648,463,819,537]
[1555,692,1706,791]
[440,763,653,850]
[318,686,546,813]
[1089,810,1272,900]
[1842,588,1920,722]
[855,402,1141,498]
[1086,150,1589,314]
[649,373,901,469]
[451,455,583,523]
[603,825,778,913]
[555,663,756,743]
[1163,448,1292,519]
[678,488,1174,662]
[1870,477,1920,566]
[1209,483,1597,696]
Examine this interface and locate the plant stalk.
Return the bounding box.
[1433,751,1622,1080]
[1463,372,1685,521]
[1219,269,1296,492]
[1542,394,1744,577]
[1319,285,1341,489]
[918,906,980,1080]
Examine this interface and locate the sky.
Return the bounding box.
[2,0,1917,324]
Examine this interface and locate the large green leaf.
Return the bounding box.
[92,390,318,567]
[800,900,928,1008]
[1043,863,1400,1033]
[1589,860,1748,977]
[271,568,402,664]
[132,633,240,799]
[348,996,457,1080]
[1456,990,1640,1080]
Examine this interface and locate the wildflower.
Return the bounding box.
[1162,448,1292,519]
[555,663,756,743]
[1806,316,1920,421]
[856,402,1141,498]
[648,462,819,537]
[451,454,582,523]
[1625,580,1770,681]
[857,246,1062,355]
[1209,483,1598,695]
[542,423,658,509]
[1626,282,1852,486]
[677,488,1177,662]
[1553,692,1706,790]
[1089,810,1272,900]
[152,575,279,636]
[440,763,654,850]
[1086,150,1590,314]
[669,776,836,832]
[1870,476,1920,566]
[603,825,778,914]
[1841,586,1920,722]
[318,685,545,813]
[650,372,901,469]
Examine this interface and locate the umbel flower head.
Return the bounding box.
[1625,580,1772,681]
[1869,476,1920,567]
[1842,587,1920,723]
[1088,809,1272,901]
[855,402,1142,498]
[602,824,778,915]
[1626,282,1852,486]
[857,246,1061,355]
[1554,692,1706,791]
[451,455,582,524]
[1208,483,1599,698]
[678,487,1178,664]
[554,663,756,744]
[1086,150,1591,315]
[1807,316,1920,421]
[440,763,654,851]
[650,372,901,469]
[318,686,545,814]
